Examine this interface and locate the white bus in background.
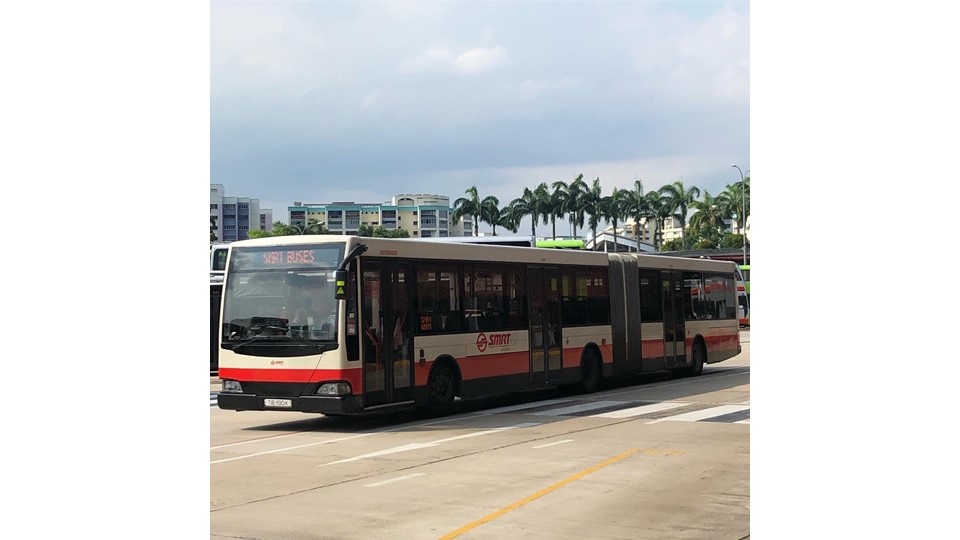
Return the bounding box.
[210,242,230,373]
[215,236,741,415]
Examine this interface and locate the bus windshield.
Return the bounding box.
[221,244,345,346]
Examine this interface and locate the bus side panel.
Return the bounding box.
[413,332,530,392]
[639,322,666,372]
[561,326,614,370]
[683,321,741,364]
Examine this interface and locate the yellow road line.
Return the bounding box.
[438,447,645,540]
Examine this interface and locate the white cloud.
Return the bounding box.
[398,48,455,74]
[452,46,509,74]
[399,46,508,75]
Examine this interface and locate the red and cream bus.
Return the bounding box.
[216,236,741,415]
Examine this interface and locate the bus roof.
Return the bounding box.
[226,235,737,273]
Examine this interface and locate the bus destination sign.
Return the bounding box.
[261,250,316,266]
[231,245,344,271]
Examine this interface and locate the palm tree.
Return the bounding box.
[480,195,501,235]
[533,182,552,237]
[498,202,522,234]
[510,185,545,238]
[643,191,670,250]
[567,174,588,239]
[582,177,604,248]
[550,180,571,239]
[689,191,725,237]
[601,187,631,252]
[546,183,568,239]
[657,180,701,250]
[452,186,482,236]
[623,179,649,250]
[714,179,747,236]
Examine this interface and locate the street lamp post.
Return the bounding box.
[731,164,747,265]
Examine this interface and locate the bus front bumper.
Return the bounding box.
[217,393,363,414]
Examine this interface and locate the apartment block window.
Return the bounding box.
[210,204,218,210]
[346,210,361,227]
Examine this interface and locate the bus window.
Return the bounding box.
[639,269,662,322]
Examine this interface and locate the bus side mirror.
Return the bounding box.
[335,270,348,300]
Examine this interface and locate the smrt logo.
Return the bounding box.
[476,332,510,353]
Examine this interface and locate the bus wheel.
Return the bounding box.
[688,342,706,377]
[578,352,602,394]
[426,364,457,416]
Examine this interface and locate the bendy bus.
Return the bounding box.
[216,235,741,415]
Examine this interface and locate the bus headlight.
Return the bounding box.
[316,382,352,396]
[222,380,243,393]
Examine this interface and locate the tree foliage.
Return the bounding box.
[358,225,410,238]
[258,174,749,255]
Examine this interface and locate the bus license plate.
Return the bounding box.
[264,399,292,408]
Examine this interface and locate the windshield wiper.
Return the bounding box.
[228,333,335,353]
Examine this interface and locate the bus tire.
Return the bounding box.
[425,364,457,416]
[687,341,706,377]
[578,351,602,394]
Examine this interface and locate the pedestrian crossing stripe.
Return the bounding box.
[496,399,750,424]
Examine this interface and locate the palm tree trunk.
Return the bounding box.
[612,220,618,253]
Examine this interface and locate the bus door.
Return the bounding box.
[661,270,686,368]
[528,266,563,384]
[361,260,414,407]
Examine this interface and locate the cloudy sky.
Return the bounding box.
[211,1,750,235]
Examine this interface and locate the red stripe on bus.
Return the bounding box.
[217,367,363,391]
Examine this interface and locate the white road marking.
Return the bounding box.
[532,439,573,449]
[320,422,541,466]
[735,419,750,424]
[483,398,574,414]
[211,432,305,450]
[592,402,688,419]
[211,433,374,464]
[533,400,625,416]
[364,473,425,487]
[648,404,750,424]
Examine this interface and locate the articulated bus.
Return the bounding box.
[216,236,741,415]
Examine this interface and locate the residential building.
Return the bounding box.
[210,183,273,242]
[288,194,472,237]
